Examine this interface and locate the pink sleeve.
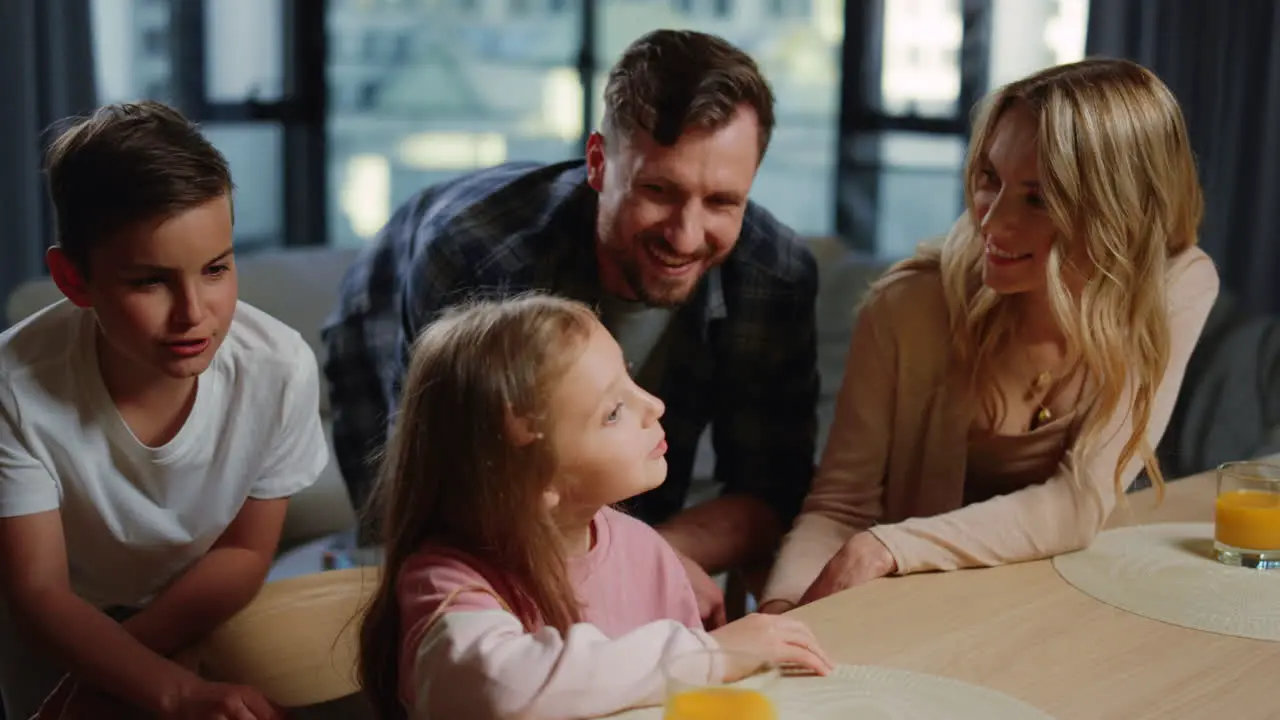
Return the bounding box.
[398,552,510,651]
[407,611,719,719]
[396,550,516,709]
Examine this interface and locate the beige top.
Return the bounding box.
[762,246,1220,605]
[965,421,1074,505]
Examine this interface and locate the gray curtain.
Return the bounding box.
[0,0,97,328]
[1087,0,1280,314]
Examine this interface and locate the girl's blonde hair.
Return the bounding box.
[895,58,1202,498]
[357,293,600,720]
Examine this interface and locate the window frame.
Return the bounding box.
[162,0,1001,253]
[169,0,328,250]
[835,0,992,253]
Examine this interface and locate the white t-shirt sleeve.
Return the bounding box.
[410,610,718,720]
[0,378,59,517]
[249,344,330,499]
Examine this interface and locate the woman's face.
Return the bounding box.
[972,103,1059,296]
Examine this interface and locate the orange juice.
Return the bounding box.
[664,687,777,720]
[1214,489,1280,550]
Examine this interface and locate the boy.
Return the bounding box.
[0,102,329,719]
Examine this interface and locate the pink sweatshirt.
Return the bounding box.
[396,506,719,719]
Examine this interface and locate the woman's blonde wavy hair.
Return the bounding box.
[894,58,1203,499]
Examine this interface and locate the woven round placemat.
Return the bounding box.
[1052,522,1280,641]
[610,664,1054,719]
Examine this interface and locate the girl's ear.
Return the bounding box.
[542,485,561,510]
[503,404,544,447]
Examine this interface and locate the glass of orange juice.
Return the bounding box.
[1214,461,1280,569]
[663,650,779,720]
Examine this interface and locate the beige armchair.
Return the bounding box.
[199,568,378,717]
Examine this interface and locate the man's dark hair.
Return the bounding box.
[601,29,776,160]
[44,100,233,273]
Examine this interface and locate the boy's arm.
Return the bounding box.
[121,496,289,658]
[0,510,200,715]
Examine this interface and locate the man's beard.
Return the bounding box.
[614,235,707,307]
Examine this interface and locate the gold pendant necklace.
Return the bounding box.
[1030,370,1055,430]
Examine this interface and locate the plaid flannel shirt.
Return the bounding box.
[321,160,819,527]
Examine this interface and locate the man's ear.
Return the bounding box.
[46,247,92,308]
[585,131,607,193]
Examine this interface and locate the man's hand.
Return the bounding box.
[656,495,781,575]
[756,599,795,615]
[799,532,896,606]
[673,548,727,629]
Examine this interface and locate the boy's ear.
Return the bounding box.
[46,247,92,308]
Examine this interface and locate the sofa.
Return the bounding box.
[4,238,891,561]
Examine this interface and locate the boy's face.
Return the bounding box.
[82,196,238,381]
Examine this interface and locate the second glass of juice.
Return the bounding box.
[1214,461,1280,569]
[663,650,779,720]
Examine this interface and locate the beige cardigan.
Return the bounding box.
[762,247,1220,605]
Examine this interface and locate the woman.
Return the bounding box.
[760,58,1220,612]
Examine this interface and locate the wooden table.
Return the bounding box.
[788,472,1279,719]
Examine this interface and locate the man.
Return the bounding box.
[322,29,819,626]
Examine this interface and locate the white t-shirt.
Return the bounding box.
[0,299,329,608]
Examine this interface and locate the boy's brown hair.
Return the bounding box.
[601,29,776,161]
[44,100,233,274]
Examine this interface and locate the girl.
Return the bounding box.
[358,294,832,719]
[761,58,1220,610]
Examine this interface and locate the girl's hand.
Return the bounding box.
[800,532,896,605]
[709,613,834,678]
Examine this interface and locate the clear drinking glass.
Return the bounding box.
[663,650,779,720]
[1214,461,1280,569]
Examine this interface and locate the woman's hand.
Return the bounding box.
[799,532,896,605]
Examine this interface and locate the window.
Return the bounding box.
[86,0,1088,256]
[326,0,581,247]
[141,27,168,55]
[851,0,1089,258]
[90,0,303,250]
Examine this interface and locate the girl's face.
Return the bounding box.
[972,102,1060,296]
[543,321,668,512]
